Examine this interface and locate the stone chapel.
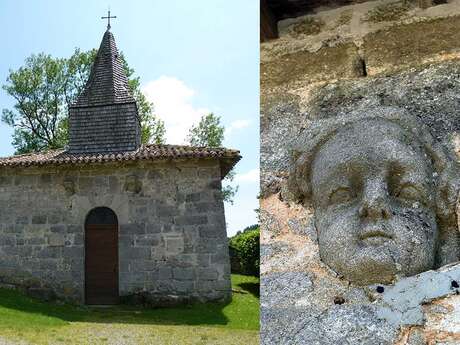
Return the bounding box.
[0,28,240,305]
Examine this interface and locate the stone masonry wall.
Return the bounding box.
[0,159,231,304]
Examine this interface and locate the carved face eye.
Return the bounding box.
[396,184,422,202]
[329,187,354,206]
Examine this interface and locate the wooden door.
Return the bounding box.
[85,208,118,305]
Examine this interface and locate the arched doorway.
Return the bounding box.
[85,207,119,304]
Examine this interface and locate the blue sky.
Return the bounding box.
[0,0,259,236]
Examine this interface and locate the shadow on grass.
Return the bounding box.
[237,282,260,298]
[0,288,231,327]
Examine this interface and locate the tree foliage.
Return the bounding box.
[229,227,260,276]
[187,113,238,203]
[2,49,165,154]
[187,112,225,147]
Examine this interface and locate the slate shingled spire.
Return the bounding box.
[68,29,141,153]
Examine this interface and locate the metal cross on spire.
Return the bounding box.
[101,9,116,30]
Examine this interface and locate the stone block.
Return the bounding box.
[147,169,164,180]
[120,223,145,235]
[27,287,56,302]
[131,260,155,272]
[211,251,229,264]
[208,179,221,190]
[199,225,225,238]
[136,234,161,247]
[119,247,151,260]
[363,16,460,76]
[39,259,58,271]
[261,43,360,89]
[26,237,46,245]
[50,225,66,233]
[157,205,177,217]
[197,240,218,254]
[159,266,172,280]
[2,246,23,256]
[62,247,82,259]
[78,177,93,192]
[174,280,195,293]
[0,176,13,186]
[94,176,108,189]
[14,175,36,186]
[207,214,226,227]
[173,268,195,280]
[185,192,201,202]
[39,174,52,185]
[197,254,210,267]
[157,280,174,292]
[174,215,208,226]
[197,167,217,179]
[48,213,60,224]
[48,233,65,247]
[0,235,15,246]
[119,234,134,247]
[191,202,219,213]
[108,176,120,193]
[196,280,216,292]
[215,279,232,291]
[73,234,84,246]
[198,268,218,281]
[5,225,22,234]
[31,215,47,225]
[145,224,161,234]
[128,272,147,284]
[166,237,184,254]
[66,225,81,233]
[15,216,29,225]
[35,247,61,259]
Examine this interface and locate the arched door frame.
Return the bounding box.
[84,207,119,305]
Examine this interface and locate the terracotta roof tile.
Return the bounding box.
[0,144,241,178]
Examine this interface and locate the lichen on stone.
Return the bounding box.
[290,17,325,38]
[364,1,412,23]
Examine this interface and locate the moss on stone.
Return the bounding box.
[261,43,360,89]
[291,17,325,37]
[337,9,353,26]
[364,15,460,75]
[364,1,412,23]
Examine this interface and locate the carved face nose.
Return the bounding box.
[358,178,391,221]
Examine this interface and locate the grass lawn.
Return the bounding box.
[0,274,259,345]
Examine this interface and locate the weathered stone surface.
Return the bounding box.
[262,61,460,196]
[261,4,460,339]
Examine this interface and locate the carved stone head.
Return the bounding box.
[124,175,142,194]
[287,108,459,285]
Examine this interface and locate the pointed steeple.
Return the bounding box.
[73,29,135,107]
[68,30,141,154]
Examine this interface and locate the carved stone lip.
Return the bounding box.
[359,230,393,242]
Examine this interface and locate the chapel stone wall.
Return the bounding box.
[0,159,230,304]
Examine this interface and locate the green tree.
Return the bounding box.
[229,227,260,276]
[2,49,165,154]
[187,112,238,203]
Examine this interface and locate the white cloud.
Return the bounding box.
[224,119,251,137]
[142,76,209,144]
[234,169,259,184]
